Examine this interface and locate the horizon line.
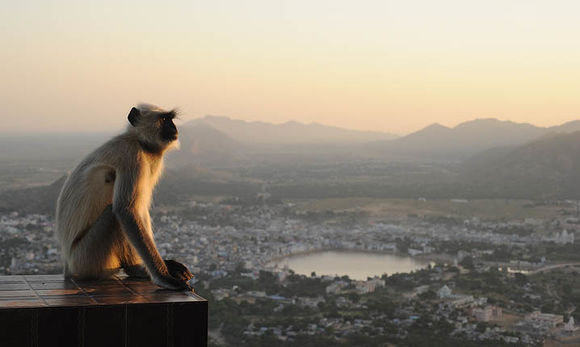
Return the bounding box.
[1,115,579,138]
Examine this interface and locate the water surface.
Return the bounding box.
[271,250,430,280]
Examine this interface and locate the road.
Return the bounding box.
[527,262,580,275]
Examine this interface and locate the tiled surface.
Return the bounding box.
[0,274,204,307]
[0,275,208,347]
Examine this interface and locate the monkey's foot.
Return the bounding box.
[123,264,150,279]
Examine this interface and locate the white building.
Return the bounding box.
[438,285,452,299]
[543,229,575,244]
[472,306,502,322]
[526,311,564,328]
[326,281,348,295]
[563,317,578,334]
[355,278,385,294]
[556,230,574,244]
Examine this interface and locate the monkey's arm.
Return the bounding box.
[112,165,190,290]
[141,212,193,281]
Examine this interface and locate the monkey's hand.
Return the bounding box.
[164,259,194,282]
[153,273,193,291]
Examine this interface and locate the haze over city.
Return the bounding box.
[3,1,580,346]
[2,0,580,134]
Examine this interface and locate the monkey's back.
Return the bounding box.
[55,135,138,260]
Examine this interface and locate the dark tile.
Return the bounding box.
[119,277,151,285]
[0,298,45,308]
[127,304,168,347]
[29,281,79,290]
[0,296,40,301]
[83,284,133,297]
[144,293,203,304]
[74,278,121,287]
[36,288,85,296]
[173,302,208,347]
[24,274,64,281]
[0,290,36,298]
[0,308,33,347]
[84,305,125,347]
[0,282,32,290]
[122,281,160,295]
[38,307,80,347]
[123,282,203,303]
[44,297,96,307]
[0,275,25,282]
[93,295,149,305]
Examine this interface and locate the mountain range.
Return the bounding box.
[160,115,580,200]
[378,118,580,159]
[182,115,398,144]
[3,115,580,212]
[175,115,580,164]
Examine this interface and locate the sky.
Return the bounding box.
[1,0,580,135]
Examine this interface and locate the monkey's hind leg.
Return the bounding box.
[67,204,123,279]
[118,234,150,278]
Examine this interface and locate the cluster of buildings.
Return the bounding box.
[0,201,579,345]
[543,229,575,244]
[1,200,577,280]
[512,310,580,343]
[0,212,60,274]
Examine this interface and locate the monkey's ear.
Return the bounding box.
[128,107,141,126]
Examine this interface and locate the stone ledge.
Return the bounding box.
[0,274,207,347]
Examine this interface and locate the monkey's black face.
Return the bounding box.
[160,114,178,142]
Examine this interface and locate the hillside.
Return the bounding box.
[549,120,580,133]
[381,118,548,159]
[6,131,580,215]
[168,123,244,167]
[0,176,66,214]
[460,131,580,198]
[4,117,580,212]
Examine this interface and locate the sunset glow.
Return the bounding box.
[2,0,580,134]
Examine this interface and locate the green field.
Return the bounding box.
[292,198,569,220]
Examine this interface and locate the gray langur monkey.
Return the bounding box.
[56,104,193,290]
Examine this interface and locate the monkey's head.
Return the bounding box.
[127,104,179,152]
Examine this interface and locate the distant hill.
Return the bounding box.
[6,130,580,214]
[168,123,244,167]
[4,116,580,210]
[0,176,66,215]
[379,118,580,159]
[172,116,399,166]
[549,120,580,133]
[0,133,111,162]
[460,131,580,198]
[183,115,398,144]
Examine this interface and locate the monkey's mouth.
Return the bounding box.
[163,132,179,142]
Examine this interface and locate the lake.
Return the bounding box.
[270,250,431,280]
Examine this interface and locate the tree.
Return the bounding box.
[459,256,474,270]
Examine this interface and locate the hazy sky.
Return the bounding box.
[2,1,580,135]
